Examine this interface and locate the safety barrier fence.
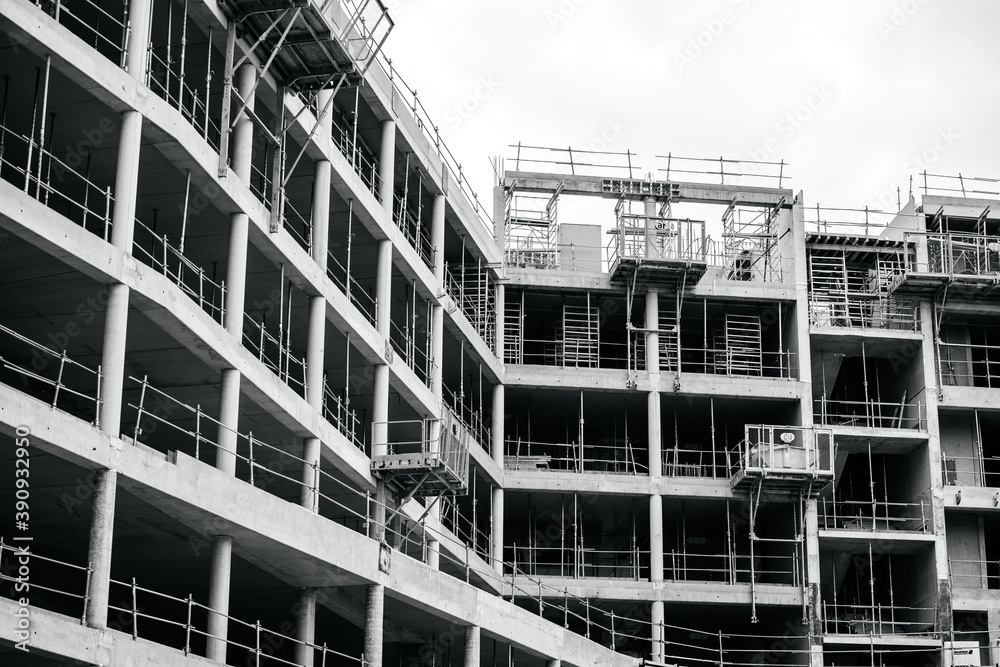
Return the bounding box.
[819,497,931,533]
[282,196,313,254]
[941,454,1000,488]
[132,217,226,324]
[821,602,939,637]
[145,43,223,152]
[509,545,650,581]
[442,383,490,455]
[808,297,920,331]
[938,341,1000,389]
[0,322,103,425]
[32,0,130,69]
[666,550,800,586]
[0,541,366,666]
[328,109,381,199]
[326,245,378,326]
[949,557,1000,590]
[662,447,729,479]
[814,397,926,430]
[504,438,647,476]
[0,118,114,241]
[323,377,364,451]
[388,317,431,386]
[242,312,308,399]
[443,261,498,352]
[920,171,1000,199]
[393,191,434,269]
[803,205,918,238]
[656,153,788,189]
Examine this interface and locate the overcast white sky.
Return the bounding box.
[382,0,1000,218]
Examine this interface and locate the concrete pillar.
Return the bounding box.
[205,535,233,662]
[492,485,504,574]
[495,282,505,361]
[123,0,152,78]
[306,295,326,411]
[215,369,240,475]
[230,64,256,184]
[373,236,392,454]
[643,196,658,259]
[650,600,664,663]
[547,660,561,667]
[98,284,129,436]
[646,290,661,478]
[294,588,317,667]
[364,584,385,667]
[803,500,823,665]
[372,365,390,457]
[649,494,663,583]
[492,384,505,467]
[432,194,446,283]
[84,468,117,630]
[311,89,333,266]
[464,625,481,667]
[378,120,396,216]
[109,110,142,252]
[301,437,321,510]
[987,608,1000,667]
[224,63,255,334]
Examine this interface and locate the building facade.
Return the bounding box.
[0,1,997,666]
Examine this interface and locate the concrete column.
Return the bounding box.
[98,284,129,436]
[306,295,326,411]
[431,305,444,401]
[649,494,663,583]
[84,468,117,630]
[432,194,446,283]
[547,660,561,667]
[372,365,389,457]
[293,588,317,667]
[373,237,392,455]
[650,600,664,663]
[215,369,240,475]
[646,290,661,478]
[495,283,505,360]
[311,89,333,265]
[426,506,440,570]
[123,0,152,79]
[803,500,823,662]
[988,608,1000,667]
[230,64,256,184]
[643,196,658,259]
[375,240,392,339]
[205,535,233,662]
[109,111,142,252]
[364,584,385,667]
[492,384,505,467]
[301,437,321,510]
[464,625,481,667]
[491,485,504,574]
[378,120,396,216]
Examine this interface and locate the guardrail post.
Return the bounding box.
[131,577,138,639]
[184,594,193,654]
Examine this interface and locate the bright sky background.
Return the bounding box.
[381,0,999,222]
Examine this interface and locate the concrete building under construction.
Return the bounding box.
[1,1,999,665]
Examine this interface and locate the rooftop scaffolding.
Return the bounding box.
[890,231,1000,297]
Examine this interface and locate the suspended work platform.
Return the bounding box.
[371,410,471,498]
[730,424,835,497]
[889,232,1000,298]
[608,204,709,286]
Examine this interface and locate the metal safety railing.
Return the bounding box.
[662,447,729,479]
[444,260,498,352]
[328,110,381,198]
[821,602,939,637]
[504,438,647,476]
[666,550,800,587]
[940,454,1000,488]
[508,143,641,179]
[819,496,931,533]
[808,297,919,331]
[509,545,650,581]
[392,191,434,268]
[32,0,130,69]
[0,323,103,425]
[949,557,1000,590]
[322,377,364,451]
[938,340,1000,389]
[919,171,1000,199]
[281,196,313,254]
[442,383,490,455]
[657,153,788,189]
[326,246,378,326]
[0,541,366,666]
[730,425,835,479]
[0,119,114,241]
[803,205,919,238]
[814,397,926,430]
[389,315,432,386]
[145,43,223,152]
[132,218,226,324]
[242,312,308,398]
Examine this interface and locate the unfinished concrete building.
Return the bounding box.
[0,1,999,666]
